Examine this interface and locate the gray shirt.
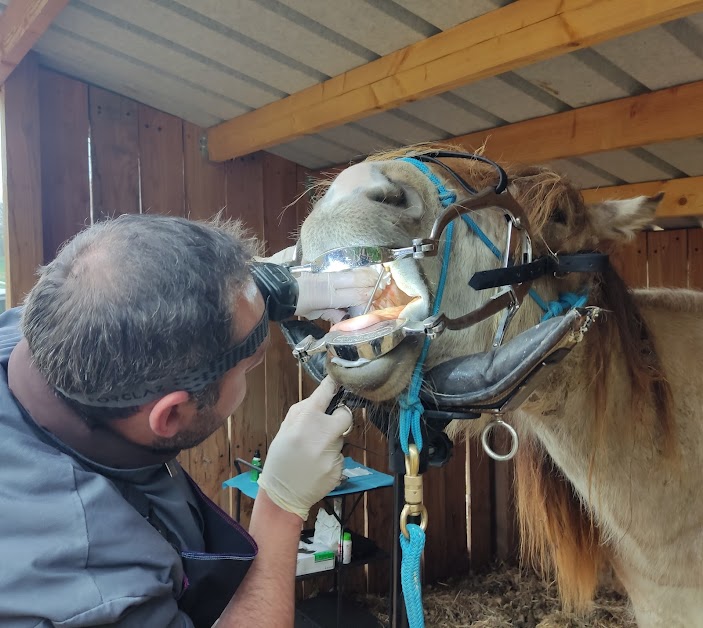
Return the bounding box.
[0,309,204,627]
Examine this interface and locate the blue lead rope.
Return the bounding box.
[400,524,426,626]
[397,158,457,627]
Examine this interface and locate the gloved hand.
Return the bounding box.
[294,270,380,323]
[257,377,353,521]
[261,245,381,323]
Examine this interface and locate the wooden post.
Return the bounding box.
[1,52,43,307]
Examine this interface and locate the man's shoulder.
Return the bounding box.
[0,307,22,364]
[0,439,184,625]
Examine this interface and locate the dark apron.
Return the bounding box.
[118,470,257,628]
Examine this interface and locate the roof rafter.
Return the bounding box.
[0,0,69,85]
[206,0,703,162]
[454,80,703,164]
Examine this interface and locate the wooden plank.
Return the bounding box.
[647,230,688,288]
[184,121,227,221]
[89,86,139,219]
[38,67,90,262]
[365,423,394,595]
[493,432,517,563]
[261,153,300,447]
[581,177,703,220]
[225,154,267,528]
[443,441,470,576]
[0,0,69,84]
[688,229,703,290]
[138,104,184,216]
[422,462,448,584]
[207,0,703,161]
[339,414,369,595]
[1,52,42,307]
[176,122,230,511]
[467,436,493,569]
[611,232,648,288]
[456,80,703,166]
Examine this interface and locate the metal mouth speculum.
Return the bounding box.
[292,318,433,365]
[290,186,537,366]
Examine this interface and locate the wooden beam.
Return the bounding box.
[454,80,703,164]
[0,0,69,84]
[581,176,703,219]
[1,52,43,307]
[206,0,703,162]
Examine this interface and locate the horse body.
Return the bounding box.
[298,148,703,626]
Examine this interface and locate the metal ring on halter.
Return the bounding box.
[335,404,354,437]
[481,418,519,461]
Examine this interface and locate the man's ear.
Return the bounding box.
[148,391,193,438]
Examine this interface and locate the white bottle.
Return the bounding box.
[342,532,352,565]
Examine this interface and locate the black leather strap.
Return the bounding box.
[469,253,609,290]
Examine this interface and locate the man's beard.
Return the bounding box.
[150,405,225,452]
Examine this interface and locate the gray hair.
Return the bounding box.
[22,213,258,422]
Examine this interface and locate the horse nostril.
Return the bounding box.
[366,182,407,208]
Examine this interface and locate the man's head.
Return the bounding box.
[22,213,266,451]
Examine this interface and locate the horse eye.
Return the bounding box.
[552,208,568,224]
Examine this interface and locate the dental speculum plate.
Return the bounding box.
[293,318,432,365]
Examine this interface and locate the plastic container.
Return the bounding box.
[250,450,262,483]
[342,531,352,565]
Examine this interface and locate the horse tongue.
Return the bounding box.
[331,306,406,332]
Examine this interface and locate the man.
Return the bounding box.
[0,214,376,627]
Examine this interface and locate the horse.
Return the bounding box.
[295,145,703,627]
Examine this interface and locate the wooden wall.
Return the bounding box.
[6,55,702,601]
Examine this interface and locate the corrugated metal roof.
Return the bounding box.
[18,0,703,188]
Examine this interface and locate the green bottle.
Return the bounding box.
[250,450,262,483]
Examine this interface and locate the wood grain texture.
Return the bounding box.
[582,177,703,219]
[183,121,226,221]
[225,154,267,527]
[611,232,648,288]
[688,229,703,290]
[89,87,139,219]
[0,0,70,84]
[38,67,90,262]
[138,104,184,216]
[467,436,492,569]
[443,440,471,575]
[178,122,230,511]
[261,153,300,447]
[207,0,703,160]
[647,230,688,288]
[1,53,43,306]
[364,423,394,595]
[456,80,703,164]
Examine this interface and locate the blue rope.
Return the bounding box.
[400,524,426,627]
[540,291,589,321]
[397,157,458,628]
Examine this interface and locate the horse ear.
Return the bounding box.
[588,193,663,242]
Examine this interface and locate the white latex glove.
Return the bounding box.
[294,268,380,323]
[257,377,353,521]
